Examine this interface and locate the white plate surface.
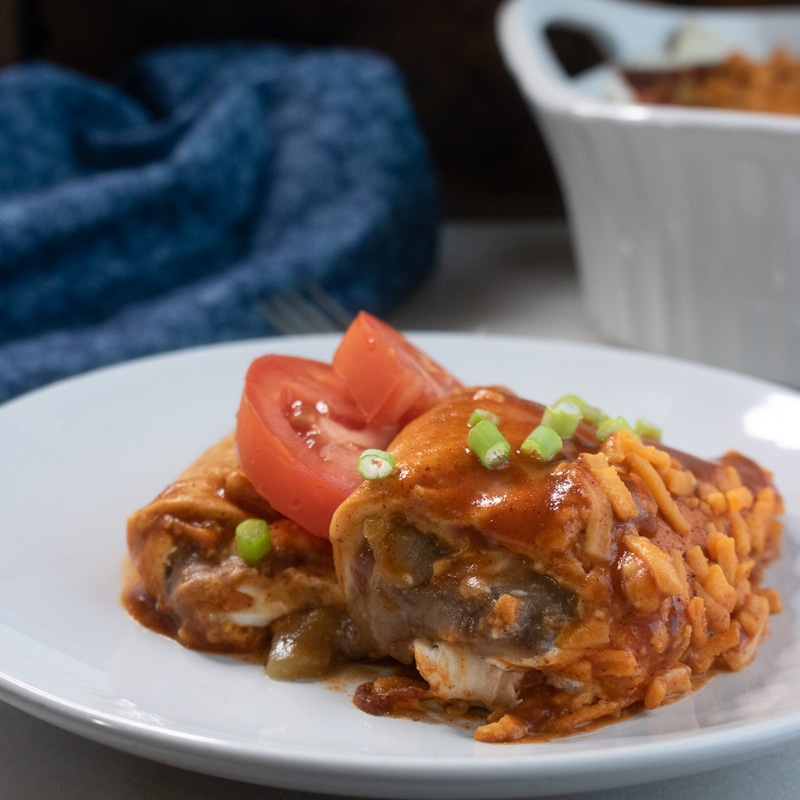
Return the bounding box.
[1,334,800,799]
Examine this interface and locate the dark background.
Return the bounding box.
[1,1,797,219]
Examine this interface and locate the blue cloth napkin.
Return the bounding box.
[0,44,440,404]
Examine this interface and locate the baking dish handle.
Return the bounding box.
[496,0,651,109]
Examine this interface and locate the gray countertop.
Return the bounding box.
[2,221,798,799]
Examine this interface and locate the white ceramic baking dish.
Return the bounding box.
[497,0,800,386]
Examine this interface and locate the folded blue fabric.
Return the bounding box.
[0,44,440,403]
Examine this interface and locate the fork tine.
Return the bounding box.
[304,282,354,330]
[256,282,352,335]
[262,289,328,334]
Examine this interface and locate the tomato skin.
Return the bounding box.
[236,354,395,538]
[236,316,462,538]
[332,311,463,427]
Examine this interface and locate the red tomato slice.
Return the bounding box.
[236,354,395,538]
[332,311,463,427]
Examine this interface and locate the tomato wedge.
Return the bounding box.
[332,311,463,427]
[236,354,396,538]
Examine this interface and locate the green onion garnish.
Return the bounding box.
[556,394,608,424]
[521,424,563,460]
[635,417,662,440]
[467,419,511,469]
[596,416,639,442]
[468,408,501,427]
[357,448,396,480]
[235,518,272,563]
[542,401,581,438]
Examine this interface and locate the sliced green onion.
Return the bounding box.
[468,408,501,427]
[235,518,272,564]
[635,417,662,441]
[542,401,581,438]
[467,419,511,469]
[521,424,563,460]
[596,416,639,442]
[556,393,608,424]
[357,448,396,480]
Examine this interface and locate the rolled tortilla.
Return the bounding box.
[330,387,783,741]
[126,433,342,654]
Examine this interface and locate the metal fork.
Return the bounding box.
[255,282,353,335]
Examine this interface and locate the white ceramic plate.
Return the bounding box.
[2,334,800,799]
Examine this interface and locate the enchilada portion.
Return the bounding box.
[330,387,784,741]
[125,433,362,675]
